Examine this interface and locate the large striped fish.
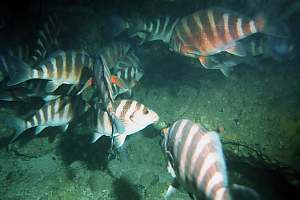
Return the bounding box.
[6,96,89,142]
[112,15,179,44]
[162,119,259,200]
[91,99,159,148]
[169,8,269,67]
[111,66,143,99]
[6,50,93,93]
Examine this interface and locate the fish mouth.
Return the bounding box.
[152,113,160,123]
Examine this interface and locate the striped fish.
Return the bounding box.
[7,96,89,142]
[4,14,60,65]
[162,119,230,200]
[169,9,267,64]
[162,119,259,200]
[116,49,142,69]
[6,50,93,93]
[30,14,60,63]
[100,41,131,69]
[112,15,179,44]
[92,99,159,148]
[111,66,143,99]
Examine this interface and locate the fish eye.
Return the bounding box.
[143,108,149,114]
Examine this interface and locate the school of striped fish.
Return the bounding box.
[0,2,295,199]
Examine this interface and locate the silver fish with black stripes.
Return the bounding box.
[5,96,89,142]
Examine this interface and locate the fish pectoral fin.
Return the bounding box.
[225,42,247,56]
[45,80,60,93]
[199,56,218,69]
[92,132,105,143]
[60,124,69,132]
[164,178,180,200]
[111,114,125,134]
[114,134,127,148]
[35,126,47,135]
[220,67,234,77]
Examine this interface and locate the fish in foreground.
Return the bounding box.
[5,96,89,142]
[6,50,93,93]
[92,99,159,148]
[111,66,144,99]
[161,119,260,200]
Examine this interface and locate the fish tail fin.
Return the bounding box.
[109,15,130,37]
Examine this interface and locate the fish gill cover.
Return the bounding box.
[0,0,299,200]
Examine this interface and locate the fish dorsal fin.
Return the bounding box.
[225,42,247,56]
[60,123,69,132]
[114,134,127,148]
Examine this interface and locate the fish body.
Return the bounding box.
[8,96,89,142]
[100,42,131,69]
[111,66,143,99]
[162,119,230,200]
[112,15,179,44]
[116,49,142,69]
[92,99,159,148]
[169,9,265,60]
[6,50,93,93]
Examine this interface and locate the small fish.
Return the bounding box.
[5,96,89,142]
[6,50,93,93]
[116,49,142,69]
[162,119,259,200]
[92,99,159,148]
[100,41,131,69]
[169,8,278,64]
[111,15,179,44]
[111,66,143,99]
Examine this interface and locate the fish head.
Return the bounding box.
[125,104,159,134]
